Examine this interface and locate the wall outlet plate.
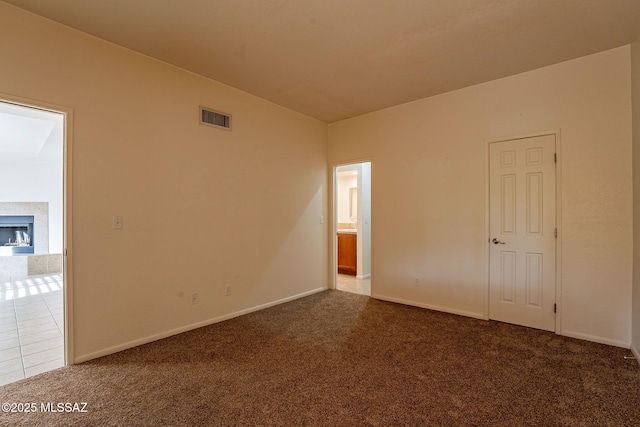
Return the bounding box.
[113,215,123,229]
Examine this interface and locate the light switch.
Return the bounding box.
[113,215,123,230]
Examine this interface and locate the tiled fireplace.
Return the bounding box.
[0,202,61,277]
[0,215,35,255]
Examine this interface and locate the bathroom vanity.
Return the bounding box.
[337,230,357,276]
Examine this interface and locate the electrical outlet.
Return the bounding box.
[191,293,199,305]
[414,277,420,286]
[225,284,231,296]
[113,215,123,230]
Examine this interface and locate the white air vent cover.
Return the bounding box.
[200,106,231,130]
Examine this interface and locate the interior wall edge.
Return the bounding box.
[631,343,640,366]
[630,33,640,364]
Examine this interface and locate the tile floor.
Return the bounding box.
[0,273,64,386]
[336,274,371,296]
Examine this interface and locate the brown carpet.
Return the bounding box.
[1,290,639,426]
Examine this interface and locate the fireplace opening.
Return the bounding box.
[0,215,34,255]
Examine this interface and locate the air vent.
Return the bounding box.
[200,106,231,130]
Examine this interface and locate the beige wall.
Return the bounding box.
[632,38,640,358]
[330,47,633,347]
[1,1,635,358]
[0,3,328,361]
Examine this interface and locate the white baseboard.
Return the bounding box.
[374,294,632,348]
[630,343,640,366]
[74,287,327,364]
[558,330,630,349]
[356,274,371,280]
[372,293,486,320]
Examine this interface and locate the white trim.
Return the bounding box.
[63,106,74,367]
[377,292,631,348]
[484,129,562,333]
[631,343,640,366]
[330,164,337,290]
[559,330,630,349]
[74,287,326,364]
[483,140,490,319]
[373,293,486,320]
[356,274,371,280]
[0,92,74,366]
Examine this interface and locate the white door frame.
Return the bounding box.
[484,129,562,333]
[330,158,373,293]
[0,92,74,365]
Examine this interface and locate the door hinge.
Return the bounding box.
[554,228,557,238]
[554,303,557,313]
[554,153,557,163]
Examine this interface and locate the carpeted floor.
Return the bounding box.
[1,290,639,426]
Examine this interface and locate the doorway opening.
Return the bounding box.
[0,99,67,385]
[335,162,371,296]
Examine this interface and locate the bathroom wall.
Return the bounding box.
[336,170,358,224]
[357,162,371,279]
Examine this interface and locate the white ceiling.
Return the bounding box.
[0,102,63,160]
[4,0,640,123]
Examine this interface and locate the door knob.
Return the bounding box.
[492,238,506,245]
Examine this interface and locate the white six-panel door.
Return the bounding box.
[489,134,556,331]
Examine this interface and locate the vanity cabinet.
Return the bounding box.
[337,232,357,276]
